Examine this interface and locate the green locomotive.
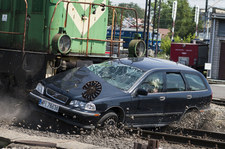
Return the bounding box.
[0,0,145,91]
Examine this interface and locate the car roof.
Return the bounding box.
[115,57,195,72]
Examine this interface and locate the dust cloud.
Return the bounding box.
[0,93,30,125]
[170,104,225,132]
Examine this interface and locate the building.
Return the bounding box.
[159,28,170,38]
[208,8,225,80]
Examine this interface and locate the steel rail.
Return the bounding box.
[71,37,125,43]
[13,140,57,148]
[165,126,225,141]
[86,3,92,56]
[127,128,225,148]
[0,31,23,35]
[212,99,225,106]
[118,9,124,56]
[22,0,28,53]
[110,8,115,57]
[112,10,118,57]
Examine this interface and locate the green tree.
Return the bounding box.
[107,2,145,26]
[161,35,171,55]
[159,2,172,29]
[183,33,196,43]
[118,3,145,19]
[159,0,203,39]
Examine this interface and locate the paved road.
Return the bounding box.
[210,84,225,99]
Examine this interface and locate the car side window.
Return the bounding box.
[139,72,164,93]
[166,73,185,92]
[184,73,206,91]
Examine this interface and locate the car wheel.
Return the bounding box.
[177,109,201,129]
[97,112,118,127]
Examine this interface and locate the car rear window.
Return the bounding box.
[166,73,185,92]
[184,73,206,91]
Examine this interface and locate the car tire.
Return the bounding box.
[97,112,118,127]
[177,109,201,129]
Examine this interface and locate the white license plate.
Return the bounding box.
[39,99,59,113]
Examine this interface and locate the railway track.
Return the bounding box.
[212,99,225,106]
[127,126,225,148]
[1,126,225,148]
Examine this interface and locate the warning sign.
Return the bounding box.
[2,14,7,22]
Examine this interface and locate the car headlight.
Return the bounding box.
[35,83,44,94]
[69,100,86,108]
[69,100,96,111]
[69,100,80,107]
[52,34,71,54]
[84,102,96,111]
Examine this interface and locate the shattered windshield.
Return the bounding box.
[88,61,144,91]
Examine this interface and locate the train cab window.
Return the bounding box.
[184,73,206,91]
[139,72,164,93]
[166,73,185,92]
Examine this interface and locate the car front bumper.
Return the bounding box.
[29,91,101,129]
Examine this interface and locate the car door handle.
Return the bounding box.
[160,96,166,101]
[187,95,192,99]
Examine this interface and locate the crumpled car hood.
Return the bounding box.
[42,67,127,101]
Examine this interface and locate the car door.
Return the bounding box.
[183,72,211,110]
[129,71,166,127]
[163,71,191,123]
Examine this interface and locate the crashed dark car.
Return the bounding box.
[29,57,212,129]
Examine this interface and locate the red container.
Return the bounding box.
[170,43,208,69]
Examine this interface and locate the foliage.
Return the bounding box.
[183,33,196,43]
[160,35,171,55]
[160,33,195,55]
[108,1,144,25]
[157,53,170,60]
[155,0,203,55]
[174,35,181,42]
[158,1,172,29]
[159,0,203,39]
[118,3,145,19]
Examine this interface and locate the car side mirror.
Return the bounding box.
[136,88,148,96]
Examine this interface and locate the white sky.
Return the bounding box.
[110,0,225,9]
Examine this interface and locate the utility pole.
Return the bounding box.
[195,6,200,38]
[152,0,158,53]
[206,11,210,40]
[155,0,161,57]
[204,0,208,39]
[144,0,152,57]
[143,0,148,44]
[171,1,177,42]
